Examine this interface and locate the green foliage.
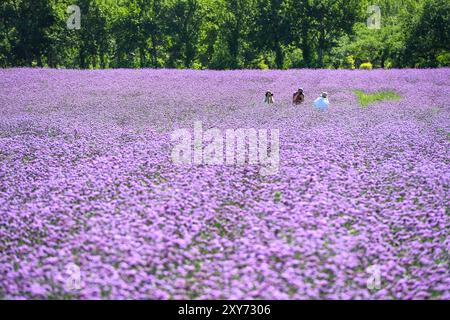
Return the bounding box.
[284,47,304,69]
[345,55,356,70]
[404,0,450,67]
[0,0,447,69]
[354,89,401,107]
[254,55,269,70]
[332,20,406,69]
[436,51,450,67]
[359,62,373,70]
[274,191,282,203]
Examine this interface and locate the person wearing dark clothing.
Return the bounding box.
[293,88,305,105]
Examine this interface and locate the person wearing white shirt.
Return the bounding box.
[314,92,329,110]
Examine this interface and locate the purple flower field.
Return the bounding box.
[0,68,449,300]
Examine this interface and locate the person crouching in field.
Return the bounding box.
[314,92,329,110]
[264,90,274,104]
[293,88,305,104]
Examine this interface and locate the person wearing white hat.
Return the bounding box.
[314,92,329,110]
[264,90,274,104]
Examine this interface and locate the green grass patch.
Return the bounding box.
[274,191,282,203]
[353,89,401,107]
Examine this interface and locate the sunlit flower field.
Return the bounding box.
[0,68,449,299]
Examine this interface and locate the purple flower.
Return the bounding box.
[0,68,449,300]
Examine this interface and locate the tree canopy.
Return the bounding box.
[0,0,448,69]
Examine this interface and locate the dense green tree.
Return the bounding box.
[331,22,405,69]
[404,0,450,67]
[0,0,447,69]
[209,0,250,68]
[251,0,290,69]
[165,0,203,68]
[1,0,55,66]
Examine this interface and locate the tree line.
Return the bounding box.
[0,0,449,69]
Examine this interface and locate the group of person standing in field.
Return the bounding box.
[264,88,329,110]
